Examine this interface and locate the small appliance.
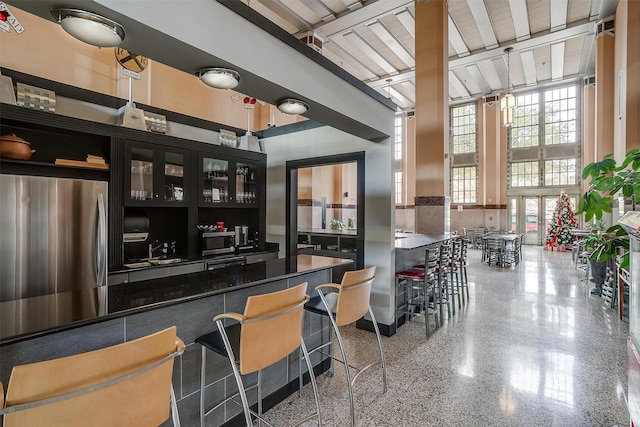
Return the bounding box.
[198,225,235,256]
[235,225,253,252]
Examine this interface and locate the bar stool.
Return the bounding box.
[435,241,453,324]
[195,282,321,427]
[302,266,386,426]
[395,246,440,337]
[457,238,470,304]
[448,238,463,312]
[0,327,184,427]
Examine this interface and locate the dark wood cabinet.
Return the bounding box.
[199,154,262,207]
[124,140,189,207]
[0,103,267,268]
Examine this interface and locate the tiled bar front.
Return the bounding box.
[0,259,345,426]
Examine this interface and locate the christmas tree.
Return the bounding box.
[545,191,577,249]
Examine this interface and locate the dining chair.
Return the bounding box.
[195,282,321,427]
[0,327,184,427]
[303,266,386,426]
[486,238,506,267]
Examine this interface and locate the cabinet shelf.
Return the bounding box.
[0,158,110,180]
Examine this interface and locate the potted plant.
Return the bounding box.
[330,219,345,230]
[576,149,640,270]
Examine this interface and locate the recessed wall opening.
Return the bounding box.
[286,152,365,269]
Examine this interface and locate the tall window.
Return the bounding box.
[511,93,539,148]
[545,159,576,186]
[395,116,403,160]
[394,171,402,205]
[544,86,577,145]
[451,104,476,154]
[451,166,476,203]
[508,84,580,189]
[394,115,403,205]
[450,103,477,203]
[511,161,539,187]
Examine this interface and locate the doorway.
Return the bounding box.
[509,194,579,245]
[286,152,365,268]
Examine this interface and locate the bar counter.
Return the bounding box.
[1,254,351,345]
[1,254,352,425]
[395,232,455,271]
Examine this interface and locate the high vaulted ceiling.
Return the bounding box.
[244,0,619,110]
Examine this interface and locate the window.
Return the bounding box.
[451,104,476,154]
[450,103,478,203]
[394,116,403,160]
[544,159,577,186]
[511,93,539,148]
[511,161,539,187]
[394,115,404,204]
[395,171,403,205]
[507,84,581,191]
[544,86,577,145]
[451,166,476,203]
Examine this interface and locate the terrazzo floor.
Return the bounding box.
[266,246,630,426]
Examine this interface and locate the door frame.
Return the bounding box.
[286,152,365,267]
[508,192,581,245]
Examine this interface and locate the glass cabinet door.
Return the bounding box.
[130,147,153,201]
[202,157,229,203]
[235,162,258,205]
[164,152,185,202]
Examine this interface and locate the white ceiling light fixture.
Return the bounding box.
[277,98,309,115]
[501,47,516,128]
[50,8,125,47]
[196,68,240,90]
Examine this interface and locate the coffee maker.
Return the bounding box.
[235,225,251,251]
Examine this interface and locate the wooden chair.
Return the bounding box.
[0,326,184,427]
[195,282,321,427]
[302,266,387,426]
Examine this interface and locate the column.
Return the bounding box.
[414,0,449,234]
[595,18,615,160]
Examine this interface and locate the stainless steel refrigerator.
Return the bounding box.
[0,174,107,302]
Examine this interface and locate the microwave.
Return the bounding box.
[198,230,235,256]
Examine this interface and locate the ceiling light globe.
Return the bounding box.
[277,99,309,115]
[52,9,125,47]
[197,68,240,90]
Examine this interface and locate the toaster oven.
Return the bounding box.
[198,229,235,256]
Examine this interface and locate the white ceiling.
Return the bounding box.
[243,0,619,110]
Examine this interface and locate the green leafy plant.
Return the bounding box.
[329,219,345,230]
[576,149,640,268]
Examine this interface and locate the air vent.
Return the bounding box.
[299,32,323,54]
[596,16,614,37]
[483,95,499,106]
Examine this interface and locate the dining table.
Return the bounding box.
[482,233,521,267]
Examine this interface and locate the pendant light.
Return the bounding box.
[501,47,516,128]
[50,9,125,47]
[277,98,309,115]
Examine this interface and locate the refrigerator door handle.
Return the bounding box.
[95,193,107,287]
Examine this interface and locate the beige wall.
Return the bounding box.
[0,5,307,132]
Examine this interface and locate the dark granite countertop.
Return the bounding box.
[109,248,279,273]
[1,255,352,346]
[394,233,456,250]
[298,228,357,236]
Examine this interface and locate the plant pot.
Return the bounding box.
[589,259,607,286]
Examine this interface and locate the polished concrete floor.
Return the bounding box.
[268,246,629,426]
